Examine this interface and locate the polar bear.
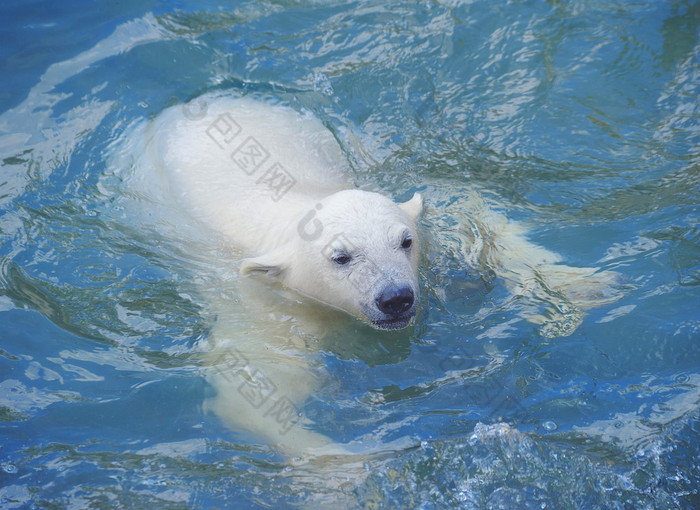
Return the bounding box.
[125,93,423,457]
[154,95,423,332]
[115,92,621,459]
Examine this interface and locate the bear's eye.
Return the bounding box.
[332,253,352,266]
[401,236,413,250]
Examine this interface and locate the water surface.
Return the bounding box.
[1,0,699,508]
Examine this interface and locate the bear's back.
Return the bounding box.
[150,94,351,250]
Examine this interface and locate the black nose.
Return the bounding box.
[376,285,414,316]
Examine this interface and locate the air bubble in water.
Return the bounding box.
[2,463,18,474]
[312,73,334,96]
[542,421,558,432]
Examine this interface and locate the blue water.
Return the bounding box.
[1,0,699,508]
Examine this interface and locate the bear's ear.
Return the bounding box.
[240,250,287,278]
[398,192,423,221]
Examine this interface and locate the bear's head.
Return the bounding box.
[240,191,423,330]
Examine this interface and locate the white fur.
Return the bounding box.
[150,95,422,331]
[131,94,423,457]
[115,93,622,459]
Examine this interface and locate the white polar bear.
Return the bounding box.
[117,92,621,459]
[129,93,423,457]
[153,94,423,331]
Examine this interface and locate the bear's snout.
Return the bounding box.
[376,285,414,316]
